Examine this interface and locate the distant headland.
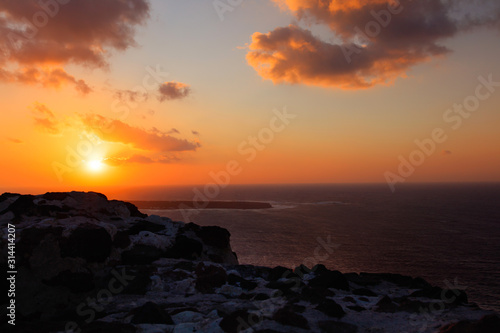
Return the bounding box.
[131,200,273,210]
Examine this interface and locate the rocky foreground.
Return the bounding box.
[1,192,499,333]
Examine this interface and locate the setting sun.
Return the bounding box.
[87,159,104,172]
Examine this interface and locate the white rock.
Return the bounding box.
[172,311,204,324]
[130,231,172,250]
[136,324,172,333]
[172,323,199,332]
[217,284,243,298]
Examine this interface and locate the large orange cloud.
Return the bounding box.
[0,0,150,93]
[248,0,500,89]
[247,24,436,89]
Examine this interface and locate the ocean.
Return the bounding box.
[113,183,500,313]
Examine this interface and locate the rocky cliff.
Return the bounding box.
[0,192,498,333]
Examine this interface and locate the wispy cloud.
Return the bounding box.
[105,154,180,166]
[31,103,61,135]
[6,137,22,144]
[80,114,200,152]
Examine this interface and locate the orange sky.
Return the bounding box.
[1,0,499,193]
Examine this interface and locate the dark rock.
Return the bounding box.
[409,277,432,289]
[0,192,19,203]
[318,320,358,333]
[36,204,63,216]
[294,264,312,277]
[130,302,173,324]
[112,231,131,249]
[266,279,303,295]
[253,293,270,301]
[121,245,163,265]
[375,296,399,313]
[42,192,71,201]
[228,274,258,290]
[309,270,349,291]
[82,322,137,333]
[343,296,356,303]
[410,287,468,306]
[174,260,196,271]
[272,308,309,329]
[195,263,227,293]
[357,272,423,288]
[43,270,95,293]
[165,235,203,260]
[239,293,253,300]
[169,307,200,315]
[209,254,225,263]
[7,320,67,333]
[220,309,259,333]
[344,272,378,287]
[1,194,36,217]
[287,303,306,313]
[315,299,346,318]
[195,225,231,249]
[60,223,112,263]
[352,288,377,297]
[311,264,330,274]
[396,298,431,313]
[127,220,165,234]
[268,266,299,281]
[228,264,271,280]
[17,227,63,266]
[120,266,151,295]
[347,305,366,312]
[439,314,500,333]
[123,201,147,218]
[301,286,335,304]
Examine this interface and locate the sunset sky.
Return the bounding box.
[1,0,499,192]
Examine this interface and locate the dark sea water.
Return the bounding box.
[116,183,500,313]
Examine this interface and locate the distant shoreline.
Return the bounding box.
[130,200,273,210]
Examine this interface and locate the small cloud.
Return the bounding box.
[158,81,191,101]
[6,138,22,144]
[192,130,200,136]
[105,154,180,166]
[115,89,148,104]
[167,128,180,134]
[31,103,61,135]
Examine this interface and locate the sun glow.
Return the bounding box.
[87,159,104,172]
